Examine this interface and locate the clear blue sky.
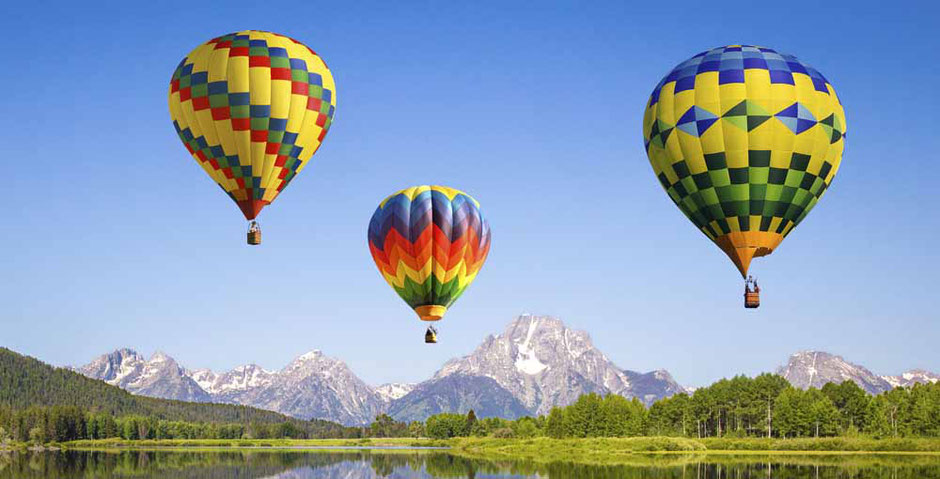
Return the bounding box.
[3,1,938,387]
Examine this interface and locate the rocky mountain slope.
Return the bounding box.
[420,314,686,416]
[78,349,210,403]
[387,374,531,422]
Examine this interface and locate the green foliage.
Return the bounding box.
[425,413,468,439]
[545,407,565,438]
[821,380,871,431]
[369,414,407,438]
[408,421,425,438]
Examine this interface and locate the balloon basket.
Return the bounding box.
[744,291,760,308]
[247,221,262,245]
[425,326,438,344]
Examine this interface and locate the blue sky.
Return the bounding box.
[2,1,938,387]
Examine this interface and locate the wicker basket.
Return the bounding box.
[744,291,760,309]
[247,230,262,245]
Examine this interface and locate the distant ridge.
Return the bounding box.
[777,350,938,394]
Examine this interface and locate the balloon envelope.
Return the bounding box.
[642,45,846,276]
[168,30,336,220]
[368,186,491,321]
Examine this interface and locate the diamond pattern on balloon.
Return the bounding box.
[648,119,675,149]
[818,113,844,143]
[676,106,719,137]
[722,100,772,132]
[775,102,817,134]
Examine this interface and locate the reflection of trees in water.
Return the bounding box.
[1,451,939,478]
[0,450,356,478]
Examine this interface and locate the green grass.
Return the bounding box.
[62,437,447,450]
[700,436,940,452]
[59,436,940,466]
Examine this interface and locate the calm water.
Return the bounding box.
[1,450,939,478]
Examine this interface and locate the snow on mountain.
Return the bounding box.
[197,364,276,404]
[375,383,416,402]
[79,349,210,403]
[882,369,940,389]
[430,314,685,415]
[79,349,382,425]
[186,368,218,392]
[246,350,385,425]
[778,351,894,394]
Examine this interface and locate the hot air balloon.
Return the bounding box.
[368,186,492,343]
[642,45,846,308]
[168,31,336,245]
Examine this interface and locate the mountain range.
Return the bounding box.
[77,314,684,425]
[76,315,937,425]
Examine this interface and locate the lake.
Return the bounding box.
[1,450,939,478]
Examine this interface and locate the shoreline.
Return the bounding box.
[49,437,940,455]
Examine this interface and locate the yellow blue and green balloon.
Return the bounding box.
[642,45,846,277]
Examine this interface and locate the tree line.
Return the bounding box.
[0,405,362,443]
[411,375,940,439]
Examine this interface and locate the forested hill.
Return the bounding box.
[0,347,337,429]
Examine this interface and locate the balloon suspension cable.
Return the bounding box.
[745,275,760,293]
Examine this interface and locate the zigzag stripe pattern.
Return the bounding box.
[368,186,491,317]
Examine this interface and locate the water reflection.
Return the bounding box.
[0,450,938,478]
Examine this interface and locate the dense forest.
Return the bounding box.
[0,348,355,441]
[2,347,938,444]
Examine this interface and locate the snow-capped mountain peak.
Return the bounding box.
[375,383,416,402]
[433,315,683,415]
[882,369,940,389]
[78,349,209,403]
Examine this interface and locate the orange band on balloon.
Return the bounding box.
[414,305,447,321]
[715,231,784,278]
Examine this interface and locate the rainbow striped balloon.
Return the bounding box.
[368,186,491,321]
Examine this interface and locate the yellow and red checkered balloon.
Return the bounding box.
[643,46,846,277]
[168,31,336,220]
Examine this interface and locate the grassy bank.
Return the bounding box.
[62,437,445,450]
[59,436,940,458]
[449,437,704,464]
[699,436,940,452]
